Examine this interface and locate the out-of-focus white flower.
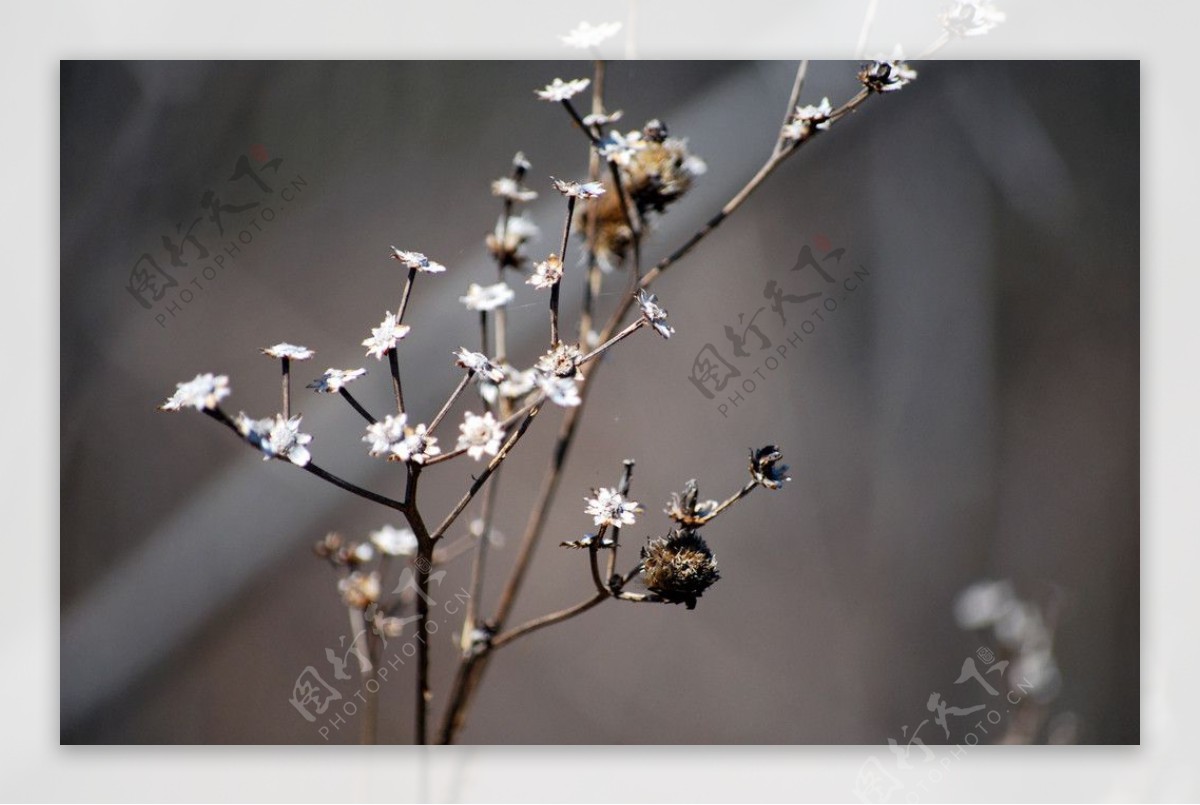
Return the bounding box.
[237,413,313,466]
[939,0,1005,37]
[527,255,564,289]
[860,48,917,93]
[350,542,375,564]
[469,517,506,547]
[953,579,1016,630]
[363,414,407,457]
[390,248,446,273]
[159,373,230,412]
[261,343,315,360]
[560,21,622,49]
[338,571,381,609]
[536,77,590,102]
[781,97,834,141]
[537,372,582,407]
[460,282,515,312]
[454,348,505,383]
[582,110,624,127]
[370,524,419,556]
[456,411,506,460]
[637,290,674,339]
[479,363,539,407]
[1011,648,1061,702]
[552,178,606,199]
[584,487,641,527]
[362,311,411,359]
[307,368,367,394]
[598,130,647,166]
[491,177,538,203]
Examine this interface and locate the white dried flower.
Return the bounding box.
[598,130,646,166]
[491,177,538,203]
[395,422,440,464]
[364,414,407,457]
[953,579,1017,630]
[939,0,1005,37]
[350,542,375,564]
[552,178,606,199]
[560,21,622,49]
[159,373,230,412]
[456,411,506,460]
[261,343,315,360]
[536,77,590,102]
[479,363,539,407]
[237,413,313,466]
[338,571,381,609]
[527,254,564,289]
[536,372,582,407]
[362,311,411,359]
[637,290,675,339]
[454,348,505,383]
[362,413,440,463]
[389,248,446,273]
[307,368,367,394]
[582,110,624,127]
[584,487,641,527]
[781,97,834,141]
[370,524,419,557]
[859,48,918,93]
[459,282,515,312]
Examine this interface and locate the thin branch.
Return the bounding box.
[773,61,810,158]
[280,357,292,419]
[489,593,607,650]
[427,370,475,436]
[397,265,418,324]
[338,387,377,424]
[550,196,577,345]
[388,348,405,415]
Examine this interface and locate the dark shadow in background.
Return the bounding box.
[60,61,1138,744]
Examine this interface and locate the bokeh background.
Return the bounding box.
[60,60,1138,744]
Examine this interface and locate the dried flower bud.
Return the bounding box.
[665,480,720,527]
[314,532,344,560]
[749,445,791,490]
[858,49,917,93]
[641,530,720,609]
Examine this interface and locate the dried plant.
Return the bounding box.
[157,54,916,744]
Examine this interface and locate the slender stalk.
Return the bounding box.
[427,371,475,435]
[550,196,577,346]
[303,463,408,512]
[577,319,645,367]
[401,467,433,745]
[280,357,291,418]
[773,61,810,158]
[579,59,606,345]
[361,630,381,744]
[461,471,499,652]
[388,348,405,415]
[693,481,757,525]
[607,460,635,581]
[397,266,418,323]
[479,311,490,359]
[490,593,607,650]
[338,387,376,424]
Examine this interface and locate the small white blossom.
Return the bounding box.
[307,368,367,394]
[363,413,408,457]
[459,282,515,312]
[350,542,375,564]
[456,411,506,460]
[536,77,590,102]
[261,343,315,360]
[237,413,313,466]
[536,372,582,407]
[362,311,411,359]
[560,21,622,49]
[159,373,230,412]
[390,248,446,273]
[552,178,605,199]
[939,0,1005,37]
[454,348,505,382]
[860,47,918,93]
[370,524,419,557]
[338,571,381,609]
[637,290,675,339]
[527,255,564,289]
[583,110,624,127]
[479,363,538,407]
[781,97,834,141]
[491,177,538,203]
[598,130,646,166]
[395,423,440,464]
[584,487,641,527]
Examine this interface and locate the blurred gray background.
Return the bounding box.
[60,61,1138,744]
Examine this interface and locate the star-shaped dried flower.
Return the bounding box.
[552,178,606,199]
[395,422,440,464]
[560,21,622,49]
[938,0,1005,37]
[454,348,505,383]
[582,110,624,127]
[364,414,408,457]
[859,48,918,93]
[598,130,646,166]
[390,248,446,273]
[536,77,590,102]
[536,342,584,378]
[338,571,381,609]
[370,524,419,557]
[584,487,641,527]
[637,290,675,339]
[536,372,582,407]
[237,412,313,466]
[486,214,539,269]
[527,255,564,290]
[362,311,411,359]
[491,178,538,203]
[459,282,515,312]
[781,97,834,142]
[307,368,367,394]
[456,411,506,461]
[261,343,315,360]
[665,480,720,527]
[749,445,791,490]
[479,363,538,407]
[159,373,230,412]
